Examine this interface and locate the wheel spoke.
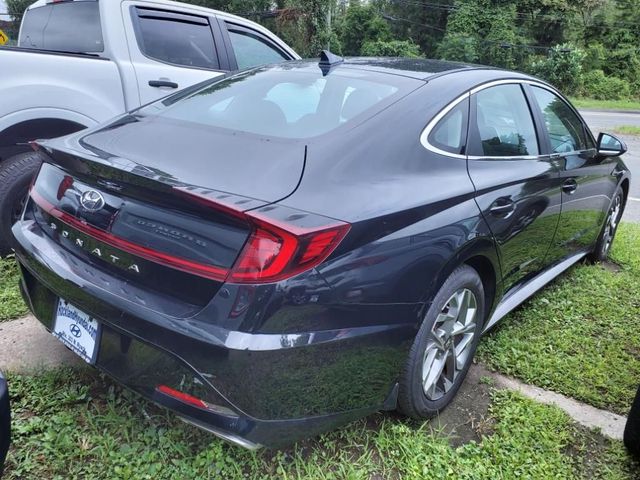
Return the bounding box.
[455,334,474,369]
[443,347,456,392]
[422,344,439,383]
[452,321,476,336]
[423,351,446,397]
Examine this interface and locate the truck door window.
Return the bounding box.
[227,27,287,70]
[134,9,219,70]
[20,2,103,53]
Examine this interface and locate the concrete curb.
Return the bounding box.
[485,367,627,440]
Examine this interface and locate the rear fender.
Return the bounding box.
[428,235,502,328]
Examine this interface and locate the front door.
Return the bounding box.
[467,82,563,294]
[527,85,615,262]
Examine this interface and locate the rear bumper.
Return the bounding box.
[12,219,418,448]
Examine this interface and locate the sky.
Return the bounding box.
[0,1,6,14]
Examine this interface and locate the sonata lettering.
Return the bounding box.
[49,222,141,274]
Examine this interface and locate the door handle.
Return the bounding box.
[149,80,179,89]
[562,179,578,194]
[489,199,515,216]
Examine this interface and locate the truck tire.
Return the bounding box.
[0,152,43,257]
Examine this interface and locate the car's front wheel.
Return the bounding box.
[589,185,624,263]
[398,265,485,418]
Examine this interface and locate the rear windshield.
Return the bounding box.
[19,1,103,53]
[140,66,417,139]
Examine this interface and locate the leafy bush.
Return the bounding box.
[437,35,480,63]
[340,4,391,56]
[583,43,607,72]
[529,43,585,95]
[604,46,640,96]
[581,70,631,100]
[361,40,422,58]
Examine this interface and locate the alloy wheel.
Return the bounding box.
[422,288,478,401]
[602,195,622,255]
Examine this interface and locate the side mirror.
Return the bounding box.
[597,132,627,157]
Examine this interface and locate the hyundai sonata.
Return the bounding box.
[11,53,630,448]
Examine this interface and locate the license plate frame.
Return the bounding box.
[52,299,101,364]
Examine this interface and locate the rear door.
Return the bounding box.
[467,81,564,293]
[122,2,227,105]
[527,85,614,262]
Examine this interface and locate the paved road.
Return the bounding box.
[580,110,640,222]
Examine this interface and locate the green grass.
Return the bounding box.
[613,125,640,136]
[479,223,640,415]
[0,256,27,322]
[3,367,638,479]
[570,97,640,111]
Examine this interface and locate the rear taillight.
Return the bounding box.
[184,189,350,284]
[228,213,350,283]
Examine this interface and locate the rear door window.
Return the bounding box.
[227,26,288,70]
[134,8,219,70]
[472,84,539,157]
[20,1,103,53]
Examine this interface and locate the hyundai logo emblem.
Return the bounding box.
[80,190,105,212]
[69,324,82,338]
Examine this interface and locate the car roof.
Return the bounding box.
[337,57,482,80]
[273,57,535,85]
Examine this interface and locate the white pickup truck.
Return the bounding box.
[0,0,298,255]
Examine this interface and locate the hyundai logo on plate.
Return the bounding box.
[69,324,82,338]
[80,190,105,212]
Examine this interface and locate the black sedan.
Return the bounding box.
[11,54,630,448]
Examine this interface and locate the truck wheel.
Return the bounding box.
[0,152,43,257]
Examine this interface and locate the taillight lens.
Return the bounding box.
[178,189,351,284]
[228,215,350,283]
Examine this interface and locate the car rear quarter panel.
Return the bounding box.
[279,73,503,319]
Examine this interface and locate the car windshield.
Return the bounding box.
[139,65,418,139]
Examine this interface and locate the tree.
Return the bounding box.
[6,0,32,39]
[530,43,585,94]
[340,3,391,56]
[361,40,422,57]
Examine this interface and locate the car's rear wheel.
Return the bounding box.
[589,186,624,263]
[398,265,485,418]
[0,152,43,257]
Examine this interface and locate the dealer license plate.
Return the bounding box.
[53,300,100,364]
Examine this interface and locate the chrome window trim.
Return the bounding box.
[420,78,591,160]
[419,92,469,160]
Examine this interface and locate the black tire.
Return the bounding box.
[625,385,640,458]
[398,265,485,418]
[588,185,625,263]
[0,152,43,257]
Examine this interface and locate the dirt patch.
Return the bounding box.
[427,363,498,447]
[601,260,622,273]
[568,423,640,479]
